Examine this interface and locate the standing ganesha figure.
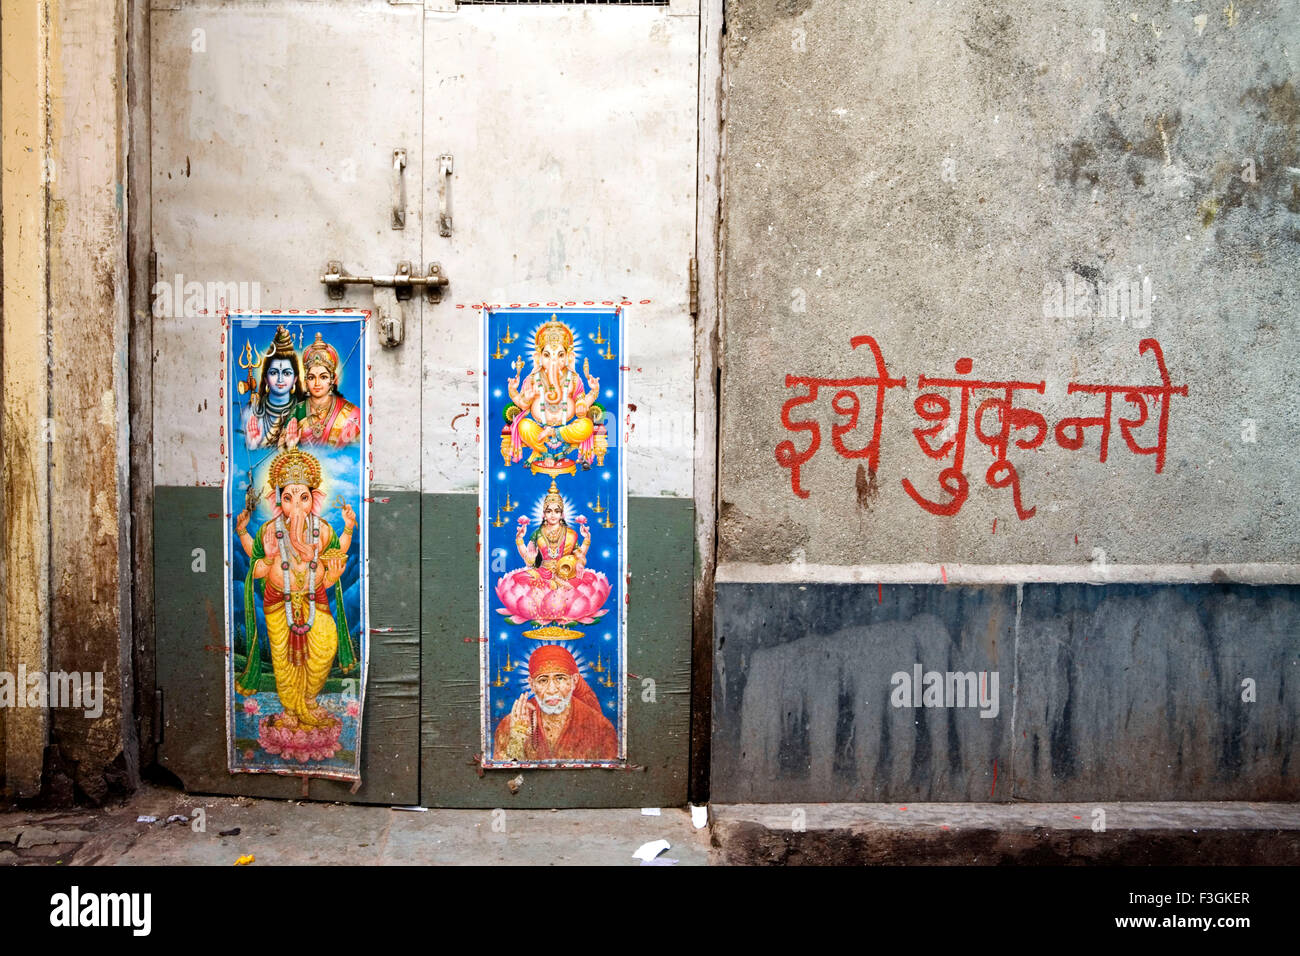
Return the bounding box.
[235,448,358,760]
[502,316,606,473]
[282,332,362,449]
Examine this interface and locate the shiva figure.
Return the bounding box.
[234,448,357,739]
[502,316,605,475]
[282,332,362,448]
[243,325,306,450]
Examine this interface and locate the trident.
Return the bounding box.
[237,340,267,395]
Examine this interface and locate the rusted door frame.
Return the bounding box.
[690,0,724,804]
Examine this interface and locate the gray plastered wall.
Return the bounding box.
[718,0,1300,566]
[712,0,1300,803]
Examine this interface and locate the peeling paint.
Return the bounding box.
[1,0,53,798]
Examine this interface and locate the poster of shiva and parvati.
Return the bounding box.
[224,312,369,781]
[481,308,627,768]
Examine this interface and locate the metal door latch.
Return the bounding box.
[321,260,449,302]
[322,260,450,349]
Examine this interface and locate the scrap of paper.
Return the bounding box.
[632,839,670,862]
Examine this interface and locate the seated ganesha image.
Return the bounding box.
[495,480,612,629]
[501,316,608,476]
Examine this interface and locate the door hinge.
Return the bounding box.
[689,257,699,319]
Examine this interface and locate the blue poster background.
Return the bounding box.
[225,312,368,780]
[481,307,626,766]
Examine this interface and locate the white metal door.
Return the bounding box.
[151,0,424,803]
[149,0,701,806]
[418,3,700,806]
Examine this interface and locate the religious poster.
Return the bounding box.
[480,307,627,768]
[223,311,370,781]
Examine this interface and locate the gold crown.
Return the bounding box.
[267,448,322,490]
[534,316,573,352]
[543,478,564,512]
[302,331,340,378]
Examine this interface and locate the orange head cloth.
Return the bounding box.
[528,645,601,712]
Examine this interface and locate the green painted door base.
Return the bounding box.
[421,493,692,808]
[154,488,692,807]
[154,487,420,805]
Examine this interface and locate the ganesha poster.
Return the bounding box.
[223,311,369,781]
[480,307,627,768]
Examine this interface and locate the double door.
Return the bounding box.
[151,0,698,806]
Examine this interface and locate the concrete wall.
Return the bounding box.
[718,0,1299,568]
[1,0,54,798]
[713,581,1299,802]
[713,0,1299,801]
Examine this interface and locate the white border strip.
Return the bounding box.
[716,562,1300,586]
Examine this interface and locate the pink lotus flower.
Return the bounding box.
[539,588,568,620]
[494,568,611,625]
[574,515,587,525]
[345,699,361,717]
[243,699,260,715]
[257,714,343,763]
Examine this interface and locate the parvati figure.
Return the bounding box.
[282,332,362,448]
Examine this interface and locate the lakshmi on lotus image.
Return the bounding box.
[495,479,612,629]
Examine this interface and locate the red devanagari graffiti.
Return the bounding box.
[776,336,1187,518]
[900,359,1047,520]
[774,335,907,499]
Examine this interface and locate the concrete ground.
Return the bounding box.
[0,784,715,866]
[3,786,1299,865]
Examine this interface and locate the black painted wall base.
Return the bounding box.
[712,581,1300,803]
